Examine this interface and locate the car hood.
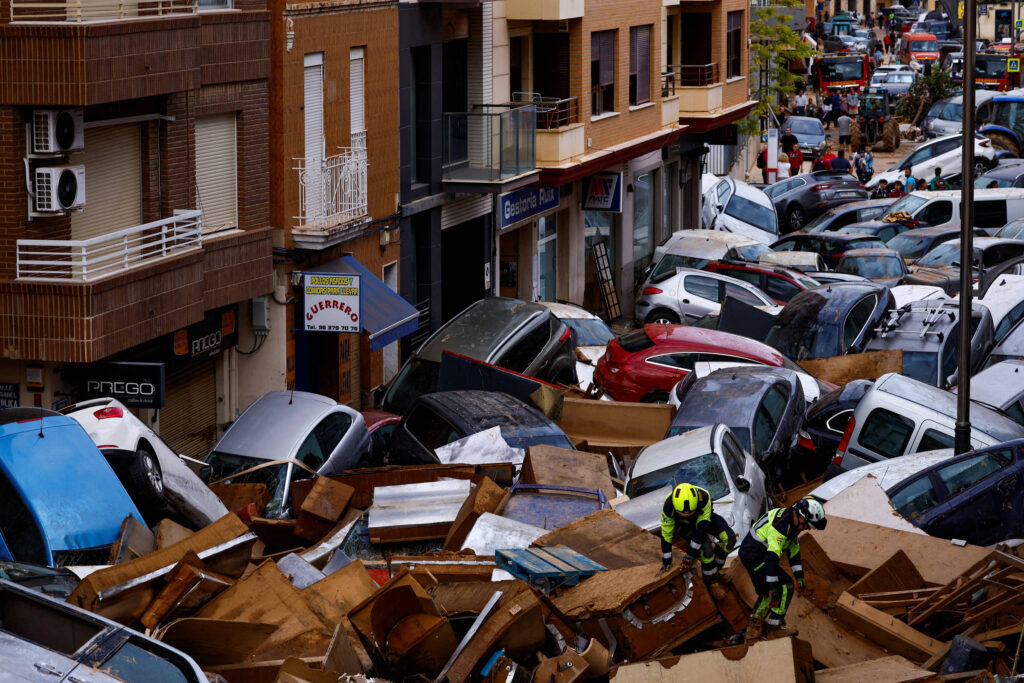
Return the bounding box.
[795,133,826,146]
[615,486,735,533]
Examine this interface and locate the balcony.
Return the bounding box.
[7,0,196,22]
[442,104,539,193]
[505,0,582,20]
[293,135,369,249]
[512,94,584,167]
[660,74,681,130]
[665,63,724,115]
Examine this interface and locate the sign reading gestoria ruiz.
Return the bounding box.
[303,273,361,333]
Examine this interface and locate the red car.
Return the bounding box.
[702,260,819,305]
[595,325,801,403]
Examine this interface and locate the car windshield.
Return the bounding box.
[901,350,939,384]
[887,73,915,84]
[205,452,291,517]
[886,194,928,216]
[837,254,904,278]
[888,233,935,259]
[911,39,938,51]
[625,453,731,499]
[726,195,778,234]
[822,60,864,81]
[940,102,962,122]
[997,221,1024,239]
[917,242,979,267]
[926,101,947,117]
[789,119,824,135]
[383,358,441,414]
[730,243,773,261]
[977,58,1008,78]
[565,317,615,346]
[764,292,840,360]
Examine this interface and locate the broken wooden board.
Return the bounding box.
[797,349,902,385]
[824,476,925,535]
[430,581,519,617]
[207,656,325,683]
[533,509,676,569]
[326,464,515,508]
[608,636,815,682]
[442,477,506,551]
[109,516,156,565]
[68,513,254,624]
[297,476,353,526]
[275,656,343,683]
[520,445,616,502]
[324,616,374,676]
[833,591,947,662]
[814,655,939,683]
[805,517,991,586]
[210,483,271,517]
[848,550,927,599]
[534,649,590,683]
[140,555,233,630]
[154,518,193,550]
[154,618,276,666]
[556,397,673,450]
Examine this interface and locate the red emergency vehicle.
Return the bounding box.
[813,52,871,94]
[976,52,1022,91]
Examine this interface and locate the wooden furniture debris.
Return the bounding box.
[293,476,354,542]
[108,516,156,565]
[533,509,676,569]
[814,655,939,682]
[797,349,902,385]
[834,592,947,662]
[442,477,506,551]
[608,636,815,682]
[154,618,276,666]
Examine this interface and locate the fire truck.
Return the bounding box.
[812,52,871,95]
[976,52,1022,91]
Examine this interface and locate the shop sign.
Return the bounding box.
[81,362,166,409]
[0,382,18,408]
[303,273,361,333]
[498,187,560,229]
[582,172,623,213]
[171,306,238,367]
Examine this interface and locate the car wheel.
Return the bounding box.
[644,309,680,325]
[974,159,992,176]
[640,391,670,404]
[127,447,164,510]
[787,206,806,232]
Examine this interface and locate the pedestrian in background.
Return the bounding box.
[837,112,853,151]
[904,166,917,192]
[889,179,905,197]
[871,178,889,198]
[788,143,804,177]
[830,148,852,172]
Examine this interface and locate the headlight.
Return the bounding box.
[817,141,827,148]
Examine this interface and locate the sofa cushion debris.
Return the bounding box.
[460,513,546,556]
[367,479,472,543]
[608,636,814,682]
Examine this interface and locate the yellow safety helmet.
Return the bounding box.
[671,483,700,516]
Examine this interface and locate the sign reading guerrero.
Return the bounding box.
[303,273,361,333]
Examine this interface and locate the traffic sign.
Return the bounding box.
[1017,19,1023,28]
[1010,58,1021,73]
[958,1,963,18]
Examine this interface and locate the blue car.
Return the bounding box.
[888,439,1024,546]
[0,408,144,567]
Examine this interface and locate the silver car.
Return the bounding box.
[634,267,774,325]
[205,390,371,516]
[881,71,917,97]
[926,91,997,138]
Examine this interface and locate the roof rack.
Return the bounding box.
[872,303,957,339]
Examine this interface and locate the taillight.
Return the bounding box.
[94,406,124,420]
[797,431,816,452]
[559,326,572,343]
[833,415,856,466]
[641,286,663,295]
[810,183,834,191]
[979,139,991,147]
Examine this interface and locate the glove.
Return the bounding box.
[657,559,672,575]
[796,578,805,598]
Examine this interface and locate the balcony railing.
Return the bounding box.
[9,0,197,23]
[511,93,580,130]
[665,63,721,87]
[16,209,203,281]
[294,139,368,230]
[442,104,536,183]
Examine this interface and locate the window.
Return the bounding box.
[198,0,232,8]
[931,137,961,156]
[755,385,789,456]
[727,11,743,78]
[1006,402,1024,426]
[937,448,1014,496]
[295,431,326,471]
[917,201,953,226]
[591,30,616,115]
[99,639,191,683]
[314,412,353,456]
[773,238,798,252]
[842,295,878,351]
[499,322,551,373]
[684,275,721,301]
[303,54,325,221]
[350,47,366,141]
[721,431,747,481]
[647,353,697,370]
[724,282,767,306]
[537,214,557,301]
[975,201,1008,229]
[766,276,803,302]
[919,428,955,451]
[406,406,462,451]
[859,408,914,459]
[891,476,941,520]
[725,268,763,287]
[629,26,652,106]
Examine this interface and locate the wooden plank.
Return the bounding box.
[556,398,674,449]
[974,621,1024,641]
[109,516,156,565]
[609,637,815,682]
[154,618,276,666]
[533,509,671,570]
[442,477,506,551]
[849,550,926,599]
[834,592,947,662]
[814,655,939,683]
[209,483,271,516]
[207,657,325,683]
[520,445,616,502]
[298,477,354,523]
[154,519,193,550]
[907,552,996,625]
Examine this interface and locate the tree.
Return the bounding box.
[741,0,818,136]
[895,68,955,126]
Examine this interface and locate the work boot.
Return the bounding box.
[744,618,764,642]
[764,622,798,640]
[707,580,728,601]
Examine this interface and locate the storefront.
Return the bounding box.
[497,186,567,302]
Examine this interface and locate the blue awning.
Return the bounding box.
[307,255,419,351]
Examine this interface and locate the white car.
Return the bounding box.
[62,397,228,527]
[538,301,616,396]
[702,177,780,245]
[634,267,775,325]
[808,449,953,501]
[615,424,767,541]
[866,134,998,189]
[980,274,1024,344]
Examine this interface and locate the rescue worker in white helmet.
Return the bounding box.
[659,483,736,600]
[739,496,827,639]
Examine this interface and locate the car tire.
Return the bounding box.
[985,132,1019,158]
[640,391,670,404]
[787,205,806,232]
[849,121,861,152]
[127,447,164,513]
[644,309,680,325]
[882,118,900,152]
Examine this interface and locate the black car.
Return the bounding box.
[803,198,896,233]
[837,220,918,244]
[888,440,1024,546]
[765,171,870,233]
[666,366,805,486]
[770,232,887,269]
[764,281,895,361]
[905,237,1024,295]
[795,379,874,478]
[390,390,574,465]
[886,226,985,264]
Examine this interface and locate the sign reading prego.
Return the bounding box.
[303,273,361,333]
[81,362,166,409]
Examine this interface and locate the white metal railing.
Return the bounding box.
[16,210,203,281]
[294,140,368,230]
[10,0,197,22]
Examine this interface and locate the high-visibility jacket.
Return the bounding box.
[660,486,713,560]
[746,507,804,587]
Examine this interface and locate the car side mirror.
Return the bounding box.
[716,204,725,213]
[736,476,751,493]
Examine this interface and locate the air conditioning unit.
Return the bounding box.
[33,109,84,153]
[35,165,85,212]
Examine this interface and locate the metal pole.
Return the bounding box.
[956,0,977,455]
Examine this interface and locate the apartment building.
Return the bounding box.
[264,0,408,409]
[398,0,755,329]
[0,0,273,457]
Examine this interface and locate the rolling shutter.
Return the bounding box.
[350,47,365,135]
[195,113,238,233]
[441,194,492,229]
[70,124,142,240]
[593,31,615,87]
[630,26,651,104]
[159,358,218,460]
[304,56,325,221]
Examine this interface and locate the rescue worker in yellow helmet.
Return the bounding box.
[740,497,827,639]
[659,483,736,600]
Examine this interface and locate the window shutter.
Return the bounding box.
[350,47,365,135]
[195,113,238,233]
[69,124,141,241]
[304,55,325,221]
[600,31,615,86]
[629,27,638,80]
[638,26,650,104]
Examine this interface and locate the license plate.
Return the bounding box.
[837,191,856,197]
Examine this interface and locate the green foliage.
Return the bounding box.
[895,68,955,125]
[740,0,818,136]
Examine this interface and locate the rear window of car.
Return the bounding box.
[937,448,1014,496]
[891,476,940,520]
[859,407,914,459]
[619,328,655,352]
[498,322,551,373]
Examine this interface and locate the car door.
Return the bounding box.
[723,280,772,308]
[927,138,961,179]
[842,294,880,353]
[752,383,790,466]
[915,200,954,227]
[718,428,766,535]
[496,319,553,376]
[680,274,723,320]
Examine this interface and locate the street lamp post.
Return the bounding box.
[955,0,977,455]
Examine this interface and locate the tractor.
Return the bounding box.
[850,88,901,152]
[979,93,1024,157]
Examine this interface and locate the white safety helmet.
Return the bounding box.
[793,497,827,530]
